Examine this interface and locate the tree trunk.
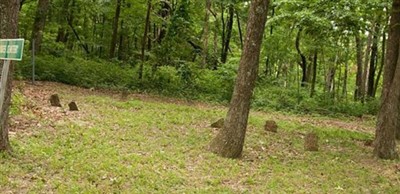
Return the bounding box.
[0,0,19,152]
[361,27,374,102]
[212,4,219,70]
[30,0,50,52]
[354,33,364,101]
[221,4,234,64]
[374,26,386,97]
[109,0,122,58]
[295,28,307,87]
[343,50,349,98]
[265,6,275,76]
[374,0,400,159]
[209,0,269,159]
[117,20,125,60]
[139,0,152,80]
[310,50,318,97]
[202,0,211,68]
[236,10,243,50]
[367,23,380,98]
[156,0,170,44]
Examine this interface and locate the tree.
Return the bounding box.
[373,0,400,160]
[209,0,270,158]
[30,0,50,52]
[0,0,20,152]
[110,0,122,58]
[139,0,151,79]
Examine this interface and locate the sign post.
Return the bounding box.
[0,39,24,114]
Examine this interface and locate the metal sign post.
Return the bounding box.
[0,60,11,113]
[32,39,35,84]
[0,39,25,115]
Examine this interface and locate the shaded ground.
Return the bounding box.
[1,81,399,193]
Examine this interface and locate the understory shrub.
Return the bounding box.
[15,55,378,117]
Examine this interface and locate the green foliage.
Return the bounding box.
[17,55,134,89]
[253,80,379,117]
[16,54,379,117]
[10,89,25,116]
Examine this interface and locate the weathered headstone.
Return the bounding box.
[211,118,224,128]
[68,101,79,111]
[304,132,319,151]
[50,94,62,107]
[264,120,278,133]
[121,89,129,101]
[364,139,373,147]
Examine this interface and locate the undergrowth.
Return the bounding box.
[15,55,379,117]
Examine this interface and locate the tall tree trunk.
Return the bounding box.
[374,0,400,159]
[354,33,364,101]
[139,0,152,80]
[30,0,50,52]
[236,10,243,49]
[156,0,170,44]
[117,20,125,60]
[265,6,275,76]
[374,27,386,97]
[310,50,318,97]
[221,4,234,64]
[367,23,380,98]
[343,49,349,98]
[213,4,219,70]
[0,0,19,152]
[209,0,269,159]
[109,0,122,58]
[361,26,374,102]
[325,55,337,99]
[295,28,307,87]
[202,0,211,68]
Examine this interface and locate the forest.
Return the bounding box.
[0,0,400,192]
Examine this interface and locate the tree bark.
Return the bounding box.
[209,0,269,159]
[221,4,234,64]
[374,26,386,97]
[354,33,364,101]
[0,0,19,152]
[310,50,318,97]
[367,23,380,98]
[361,26,374,102]
[139,0,152,80]
[374,0,400,159]
[295,27,307,87]
[202,0,211,68]
[109,0,122,58]
[30,0,50,52]
[236,10,243,50]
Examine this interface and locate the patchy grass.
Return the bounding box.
[1,81,399,193]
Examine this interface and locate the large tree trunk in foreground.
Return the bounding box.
[209,0,269,158]
[30,0,50,52]
[374,0,400,160]
[0,0,19,152]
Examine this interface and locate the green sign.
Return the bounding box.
[0,39,25,61]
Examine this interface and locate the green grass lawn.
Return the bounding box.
[1,82,399,193]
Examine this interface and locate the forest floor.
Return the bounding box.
[1,81,399,193]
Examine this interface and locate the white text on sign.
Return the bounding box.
[0,45,19,54]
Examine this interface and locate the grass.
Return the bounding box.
[1,81,399,193]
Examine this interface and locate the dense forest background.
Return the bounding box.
[16,0,390,117]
